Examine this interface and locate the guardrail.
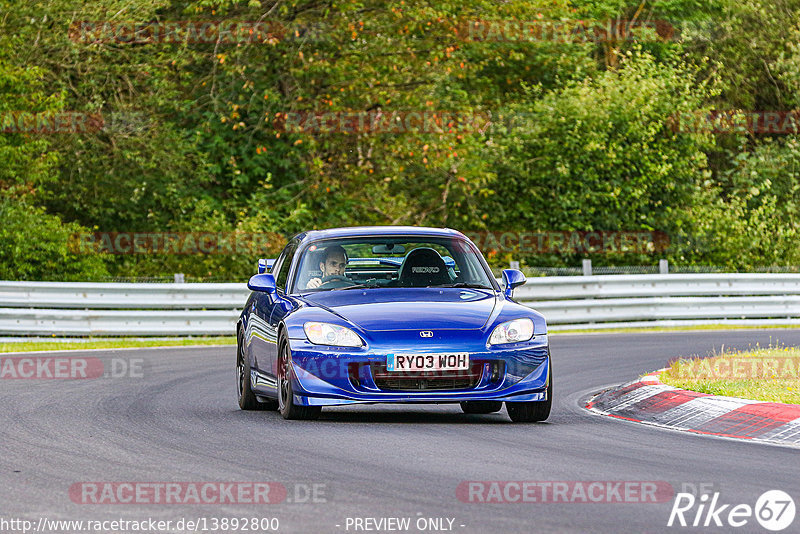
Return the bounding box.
[1,274,800,335]
[0,282,247,309]
[515,273,800,330]
[0,281,248,336]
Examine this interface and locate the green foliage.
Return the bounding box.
[487,51,717,265]
[0,198,109,280]
[681,137,800,268]
[0,59,62,199]
[100,204,287,279]
[0,0,799,280]
[679,0,800,110]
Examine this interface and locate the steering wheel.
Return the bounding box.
[318,274,355,289]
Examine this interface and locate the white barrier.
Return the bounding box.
[0,281,248,309]
[0,308,240,336]
[1,274,799,335]
[515,273,800,300]
[515,274,800,329]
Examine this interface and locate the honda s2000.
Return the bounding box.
[236,226,552,422]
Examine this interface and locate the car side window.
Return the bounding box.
[269,251,286,281]
[275,240,298,293]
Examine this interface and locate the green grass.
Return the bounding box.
[550,324,800,335]
[660,345,800,404]
[0,337,236,353]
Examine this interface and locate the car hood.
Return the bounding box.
[297,288,498,331]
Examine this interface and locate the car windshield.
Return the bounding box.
[293,235,496,293]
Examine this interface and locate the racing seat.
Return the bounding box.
[396,248,451,287]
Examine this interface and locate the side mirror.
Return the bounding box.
[257,258,276,274]
[502,269,526,299]
[248,273,277,294]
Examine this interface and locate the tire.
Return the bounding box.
[277,333,322,420]
[237,328,277,410]
[460,401,503,414]
[506,359,552,423]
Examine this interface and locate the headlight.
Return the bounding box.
[303,322,363,347]
[488,318,534,346]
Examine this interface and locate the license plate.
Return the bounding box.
[386,353,470,372]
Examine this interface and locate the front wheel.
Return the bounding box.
[237,329,277,411]
[506,361,552,423]
[277,335,322,420]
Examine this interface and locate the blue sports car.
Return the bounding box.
[236,226,551,422]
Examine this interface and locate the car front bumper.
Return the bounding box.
[284,335,550,407]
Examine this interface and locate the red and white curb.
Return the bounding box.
[586,371,800,446]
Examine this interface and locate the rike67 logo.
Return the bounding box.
[668,490,795,531]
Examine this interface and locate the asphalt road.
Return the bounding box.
[2,330,800,534]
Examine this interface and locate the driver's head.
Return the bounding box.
[319,245,347,277]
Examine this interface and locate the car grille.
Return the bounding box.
[367,362,485,391]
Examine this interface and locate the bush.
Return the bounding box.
[487,51,718,266]
[677,137,800,268]
[0,198,109,281]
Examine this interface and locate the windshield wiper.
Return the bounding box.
[431,283,493,290]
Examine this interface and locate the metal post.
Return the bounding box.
[582,259,592,276]
[509,260,520,270]
[174,273,185,284]
[659,259,669,274]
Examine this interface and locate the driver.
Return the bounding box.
[306,245,349,289]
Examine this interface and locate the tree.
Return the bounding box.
[486,51,719,266]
